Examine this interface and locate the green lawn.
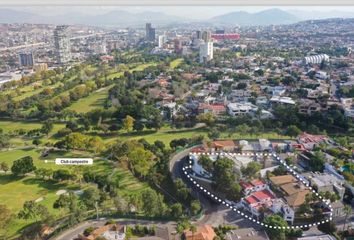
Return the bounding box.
[0,121,42,132]
[0,148,91,170]
[12,81,65,102]
[67,85,113,113]
[66,62,159,113]
[102,126,290,147]
[0,174,80,238]
[0,121,64,133]
[170,58,183,69]
[107,62,157,80]
[0,153,148,238]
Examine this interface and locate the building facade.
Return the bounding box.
[54,25,71,64]
[199,41,213,63]
[19,52,34,67]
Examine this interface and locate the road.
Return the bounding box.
[169,147,260,229]
[53,219,177,240]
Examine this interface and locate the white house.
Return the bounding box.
[227,102,258,116]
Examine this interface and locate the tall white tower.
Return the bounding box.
[54,25,71,65]
[199,41,213,63]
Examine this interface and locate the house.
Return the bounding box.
[269,175,309,208]
[241,189,276,216]
[322,201,345,218]
[270,96,296,105]
[183,225,216,240]
[298,99,322,115]
[225,228,269,240]
[315,71,328,80]
[227,102,258,116]
[302,172,345,200]
[341,98,354,119]
[240,179,267,195]
[241,189,295,223]
[272,86,286,96]
[269,175,297,186]
[297,132,329,150]
[79,224,125,240]
[210,140,236,152]
[191,151,254,177]
[198,103,226,115]
[297,234,336,240]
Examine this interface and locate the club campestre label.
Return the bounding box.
[55,158,93,165]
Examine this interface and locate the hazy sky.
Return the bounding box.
[6,6,354,19]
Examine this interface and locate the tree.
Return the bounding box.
[0,204,12,229]
[175,179,191,201]
[212,157,241,201]
[207,128,220,139]
[82,187,101,209]
[141,189,167,216]
[196,112,215,126]
[241,162,262,178]
[53,193,71,209]
[133,121,144,132]
[53,169,75,182]
[154,140,165,151]
[123,115,135,132]
[285,125,301,138]
[11,156,36,176]
[41,121,53,136]
[18,201,50,223]
[127,147,155,178]
[113,195,128,214]
[198,155,214,173]
[318,220,336,234]
[343,205,352,231]
[32,139,41,147]
[170,203,183,218]
[0,162,9,174]
[235,124,250,136]
[190,200,201,215]
[83,227,95,236]
[264,215,288,240]
[309,151,325,172]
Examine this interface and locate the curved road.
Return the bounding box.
[169,147,260,229]
[53,146,259,239]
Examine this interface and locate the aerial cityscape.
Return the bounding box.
[1,6,354,240]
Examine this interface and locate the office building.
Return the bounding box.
[202,31,211,42]
[145,23,156,42]
[215,29,225,34]
[19,52,34,67]
[211,33,241,41]
[54,25,71,64]
[174,38,182,54]
[158,35,166,48]
[196,30,202,39]
[199,41,213,63]
[304,54,329,65]
[34,63,48,72]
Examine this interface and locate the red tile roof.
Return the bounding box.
[253,190,274,201]
[240,182,253,190]
[251,179,265,186]
[245,195,258,204]
[298,132,328,143]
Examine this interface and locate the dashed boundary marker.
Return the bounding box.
[182,152,333,230]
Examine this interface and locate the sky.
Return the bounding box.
[5,6,354,19]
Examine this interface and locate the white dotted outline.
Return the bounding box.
[183,151,333,229]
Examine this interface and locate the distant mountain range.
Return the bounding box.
[0,9,186,27]
[0,8,353,27]
[211,8,300,25]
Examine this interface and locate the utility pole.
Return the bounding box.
[95,201,99,220]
